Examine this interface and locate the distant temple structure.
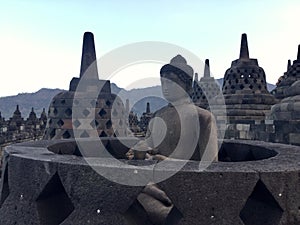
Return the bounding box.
[272,45,300,99]
[0,105,47,145]
[138,102,153,133]
[44,32,128,140]
[192,59,221,109]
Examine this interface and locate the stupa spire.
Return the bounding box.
[194,73,199,82]
[146,102,150,114]
[288,60,291,70]
[239,33,249,59]
[204,59,210,77]
[79,32,98,79]
[297,45,300,61]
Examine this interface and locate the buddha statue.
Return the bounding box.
[128,55,218,225]
[143,54,218,162]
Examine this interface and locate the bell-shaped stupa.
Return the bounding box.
[214,34,276,140]
[44,32,127,140]
[192,59,221,109]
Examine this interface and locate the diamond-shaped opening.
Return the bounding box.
[80,130,90,138]
[123,199,153,225]
[90,99,97,106]
[57,119,64,127]
[123,185,183,225]
[65,108,72,116]
[240,180,283,225]
[82,109,90,117]
[114,130,119,137]
[73,120,81,128]
[98,108,107,117]
[99,131,107,137]
[106,120,112,129]
[62,131,71,139]
[0,164,9,207]
[106,100,112,107]
[90,119,99,128]
[61,99,66,105]
[36,173,74,225]
[53,108,58,115]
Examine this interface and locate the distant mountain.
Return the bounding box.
[111,84,167,116]
[0,88,63,119]
[0,79,276,119]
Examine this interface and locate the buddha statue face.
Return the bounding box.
[161,72,190,103]
[160,55,193,103]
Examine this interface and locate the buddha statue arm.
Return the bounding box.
[198,112,218,162]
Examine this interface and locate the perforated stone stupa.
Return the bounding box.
[139,102,153,133]
[192,59,221,109]
[44,32,127,140]
[269,45,300,145]
[271,80,300,145]
[213,33,276,140]
[272,45,300,100]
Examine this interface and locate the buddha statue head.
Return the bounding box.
[160,55,194,103]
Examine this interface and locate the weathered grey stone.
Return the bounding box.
[210,34,276,141]
[192,59,221,109]
[271,79,300,145]
[44,33,128,140]
[0,139,299,224]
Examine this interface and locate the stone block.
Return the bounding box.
[288,133,300,145]
[265,120,274,125]
[236,124,250,131]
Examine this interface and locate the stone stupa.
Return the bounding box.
[272,45,300,100]
[270,45,300,145]
[44,32,127,140]
[192,59,221,109]
[212,33,276,140]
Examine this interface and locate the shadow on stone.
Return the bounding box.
[164,205,183,225]
[36,172,74,225]
[219,142,277,162]
[47,137,139,159]
[123,199,153,225]
[239,180,283,225]
[0,164,9,207]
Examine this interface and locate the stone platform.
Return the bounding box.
[0,139,299,225]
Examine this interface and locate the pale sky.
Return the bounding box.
[0,0,300,97]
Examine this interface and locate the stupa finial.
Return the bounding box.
[239,33,249,59]
[79,32,98,79]
[146,102,150,114]
[204,59,210,77]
